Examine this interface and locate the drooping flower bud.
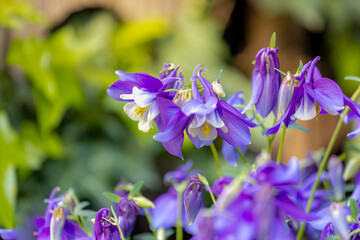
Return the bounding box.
[183,176,203,225]
[278,72,295,115]
[242,47,281,118]
[212,82,225,97]
[116,199,140,238]
[330,203,349,240]
[50,207,65,240]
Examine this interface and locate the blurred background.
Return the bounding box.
[0,0,360,238]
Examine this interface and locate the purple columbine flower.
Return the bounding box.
[184,176,203,225]
[34,187,89,240]
[242,47,281,118]
[92,208,120,240]
[266,57,360,135]
[154,65,255,159]
[115,199,140,238]
[107,65,181,133]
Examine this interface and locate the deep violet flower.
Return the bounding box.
[242,47,281,118]
[107,65,181,133]
[154,65,255,159]
[92,208,120,240]
[183,176,203,225]
[266,57,360,135]
[34,187,89,240]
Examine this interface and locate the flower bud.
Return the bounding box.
[116,199,140,238]
[278,72,295,115]
[212,82,225,97]
[159,62,175,79]
[50,207,65,240]
[183,176,203,225]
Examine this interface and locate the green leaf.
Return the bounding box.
[270,32,276,49]
[128,180,144,199]
[214,69,223,81]
[274,68,287,76]
[74,201,90,214]
[343,157,360,181]
[345,76,360,82]
[133,196,155,208]
[296,60,304,75]
[102,192,121,203]
[350,197,359,221]
[288,123,312,134]
[76,210,97,218]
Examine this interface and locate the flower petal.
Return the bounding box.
[115,70,163,92]
[305,78,344,113]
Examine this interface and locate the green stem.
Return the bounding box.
[117,223,126,240]
[210,143,222,177]
[276,125,286,164]
[176,189,183,240]
[349,228,360,237]
[297,85,360,240]
[144,209,157,239]
[207,187,217,206]
[236,147,249,168]
[267,117,278,154]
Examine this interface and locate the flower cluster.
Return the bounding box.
[3,34,360,240]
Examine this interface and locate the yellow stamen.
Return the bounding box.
[134,106,147,117]
[202,122,211,136]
